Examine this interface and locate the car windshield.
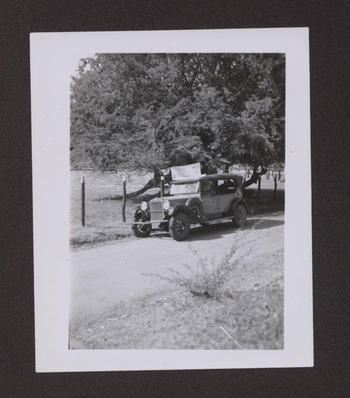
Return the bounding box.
[169,181,199,195]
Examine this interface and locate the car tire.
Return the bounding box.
[132,211,152,237]
[169,212,191,241]
[232,203,247,228]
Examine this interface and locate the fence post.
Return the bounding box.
[81,176,85,227]
[160,176,164,198]
[272,173,278,201]
[122,176,126,223]
[256,177,261,201]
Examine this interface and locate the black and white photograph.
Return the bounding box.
[31,29,312,371]
[69,53,285,350]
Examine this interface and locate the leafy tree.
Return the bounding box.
[71,53,285,186]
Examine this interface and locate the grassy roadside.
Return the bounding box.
[245,188,285,216]
[70,226,284,350]
[70,225,131,248]
[70,280,283,350]
[70,171,151,247]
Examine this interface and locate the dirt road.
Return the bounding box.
[70,212,284,322]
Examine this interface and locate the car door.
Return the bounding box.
[200,181,221,219]
[215,179,239,215]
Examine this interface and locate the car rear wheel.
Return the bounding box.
[132,211,152,237]
[169,212,191,241]
[232,203,247,228]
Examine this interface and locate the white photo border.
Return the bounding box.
[31,28,313,372]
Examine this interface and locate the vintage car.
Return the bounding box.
[131,173,248,241]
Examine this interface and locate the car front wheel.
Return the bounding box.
[169,212,191,241]
[232,204,247,228]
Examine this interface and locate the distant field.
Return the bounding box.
[70,170,285,248]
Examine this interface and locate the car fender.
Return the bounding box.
[171,204,197,224]
[185,197,204,223]
[133,206,150,220]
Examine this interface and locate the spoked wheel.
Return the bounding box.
[131,212,152,237]
[232,203,247,228]
[169,212,191,241]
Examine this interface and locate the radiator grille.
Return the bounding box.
[150,200,164,222]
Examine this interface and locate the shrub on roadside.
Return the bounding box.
[145,221,262,299]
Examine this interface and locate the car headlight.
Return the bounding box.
[163,199,170,210]
[141,201,148,211]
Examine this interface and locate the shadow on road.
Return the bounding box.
[245,218,284,230]
[151,216,284,242]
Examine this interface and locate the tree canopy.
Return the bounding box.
[70,53,285,172]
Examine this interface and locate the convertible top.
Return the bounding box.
[171,173,243,185]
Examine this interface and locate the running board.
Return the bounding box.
[123,216,234,225]
[125,220,169,225]
[204,216,234,224]
[125,217,234,226]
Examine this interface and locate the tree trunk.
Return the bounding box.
[99,169,171,201]
[243,165,267,188]
[107,179,155,200]
[256,177,261,200]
